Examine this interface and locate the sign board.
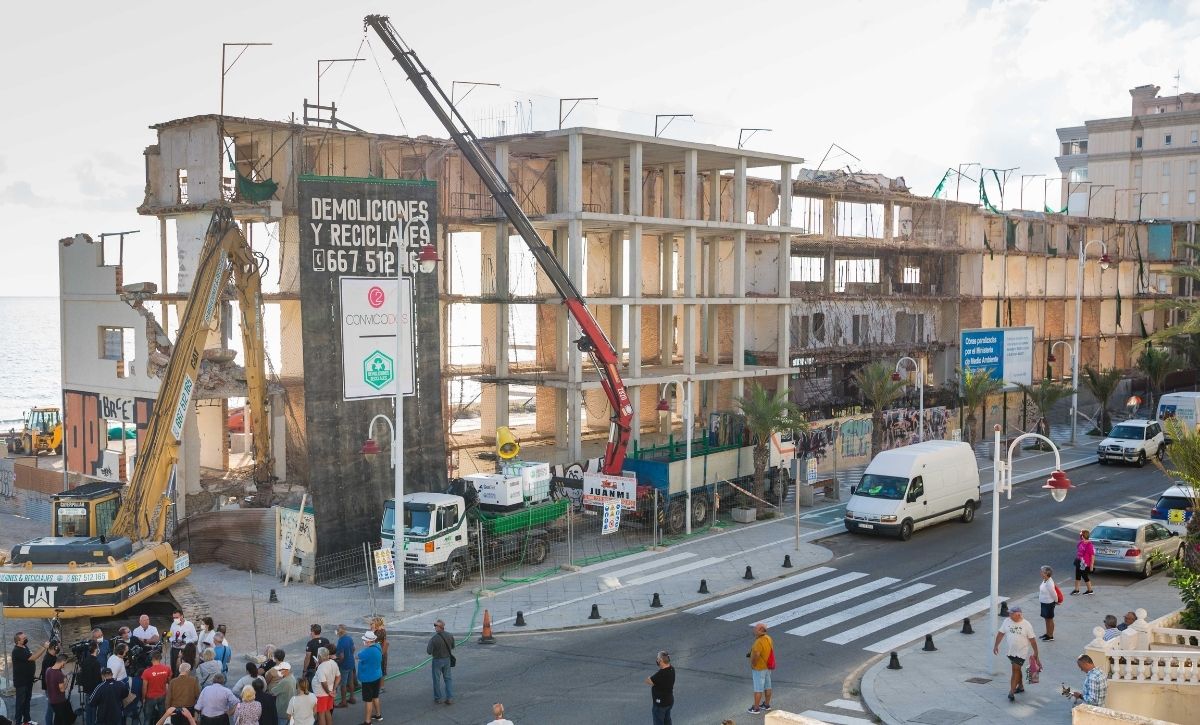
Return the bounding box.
[373,547,397,588]
[582,472,638,511]
[806,458,818,483]
[339,276,415,400]
[960,326,1034,390]
[601,501,621,535]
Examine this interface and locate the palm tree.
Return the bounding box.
[1081,365,1123,435]
[1016,379,1074,450]
[850,361,907,459]
[735,383,805,515]
[1137,346,1181,413]
[960,368,1005,445]
[1156,420,1200,574]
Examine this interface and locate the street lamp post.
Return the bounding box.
[988,424,1073,674]
[657,377,694,535]
[1072,240,1111,445]
[1047,340,1074,384]
[893,356,924,443]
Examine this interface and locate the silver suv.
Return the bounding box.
[1097,420,1166,467]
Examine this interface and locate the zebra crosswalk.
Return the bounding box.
[798,698,873,725]
[685,566,996,653]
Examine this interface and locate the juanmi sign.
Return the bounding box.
[340,276,415,400]
[960,326,1034,389]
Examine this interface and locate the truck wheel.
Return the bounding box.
[666,503,686,535]
[445,559,467,590]
[527,537,549,565]
[1136,451,1147,468]
[898,519,914,541]
[690,496,709,529]
[959,502,975,524]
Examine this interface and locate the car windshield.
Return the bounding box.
[1091,525,1137,542]
[1156,496,1194,511]
[1107,425,1144,440]
[404,505,433,537]
[854,474,908,500]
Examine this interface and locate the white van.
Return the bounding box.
[844,441,980,541]
[1157,392,1200,431]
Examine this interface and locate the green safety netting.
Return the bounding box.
[978,169,1002,213]
[237,173,278,202]
[932,169,952,199]
[1044,203,1067,214]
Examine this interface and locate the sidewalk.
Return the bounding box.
[860,575,1183,725]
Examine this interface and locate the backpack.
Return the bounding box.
[1054,584,1064,604]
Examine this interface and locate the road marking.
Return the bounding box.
[800,711,873,725]
[625,557,724,586]
[757,577,899,629]
[717,572,868,622]
[863,596,993,653]
[824,589,971,644]
[578,549,658,574]
[825,699,866,712]
[786,583,936,636]
[684,567,836,614]
[602,552,695,580]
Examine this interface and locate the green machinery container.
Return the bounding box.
[471,497,569,536]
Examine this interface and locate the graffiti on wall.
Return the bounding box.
[795,408,961,474]
[550,456,605,509]
[881,407,952,450]
[64,389,153,481]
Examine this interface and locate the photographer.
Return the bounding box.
[78,641,104,725]
[12,631,50,725]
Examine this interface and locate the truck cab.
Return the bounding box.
[382,492,472,588]
[51,482,123,538]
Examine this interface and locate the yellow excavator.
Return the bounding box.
[1,208,273,619]
[6,407,64,455]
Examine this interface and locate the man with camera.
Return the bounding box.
[11,631,50,725]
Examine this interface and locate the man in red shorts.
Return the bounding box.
[314,648,340,725]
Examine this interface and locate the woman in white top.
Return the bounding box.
[1037,565,1058,641]
[197,617,216,654]
[287,677,318,725]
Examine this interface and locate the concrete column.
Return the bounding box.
[611,158,624,215]
[660,234,674,366]
[484,143,511,437]
[566,132,584,461]
[705,240,720,364]
[663,164,677,218]
[733,159,748,224]
[778,163,792,375]
[609,230,624,358]
[629,144,644,215]
[733,157,748,399]
[709,171,722,222]
[883,201,894,242]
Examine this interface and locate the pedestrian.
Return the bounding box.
[232,687,261,725]
[211,633,232,676]
[369,617,389,694]
[486,703,514,725]
[108,643,130,687]
[426,620,455,706]
[746,622,774,715]
[142,650,174,725]
[645,650,674,725]
[12,631,49,725]
[133,614,162,646]
[46,654,77,725]
[355,632,383,725]
[169,611,198,675]
[93,629,112,663]
[195,651,222,689]
[79,641,104,725]
[252,679,277,725]
[1072,529,1095,595]
[166,662,200,714]
[1101,614,1122,641]
[198,619,217,656]
[1070,654,1107,707]
[41,639,61,725]
[155,705,199,725]
[301,626,331,684]
[269,663,296,725]
[285,679,317,725]
[333,625,356,708]
[195,674,238,725]
[1117,611,1137,631]
[89,668,131,725]
[1038,565,1059,641]
[313,648,339,725]
[992,605,1039,702]
[232,662,263,698]
[264,651,286,688]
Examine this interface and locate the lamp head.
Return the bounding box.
[656,398,670,412]
[360,439,382,459]
[1099,253,1112,270]
[1047,352,1057,363]
[1042,470,1073,503]
[891,371,903,382]
[417,244,440,274]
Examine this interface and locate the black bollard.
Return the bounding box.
[514,611,527,627]
[268,589,279,604]
[961,618,974,635]
[887,652,902,670]
[588,603,601,620]
[782,555,793,568]
[922,634,937,652]
[650,593,663,608]
[999,601,1009,617]
[743,566,755,580]
[698,579,710,594]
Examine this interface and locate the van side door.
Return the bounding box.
[905,475,927,523]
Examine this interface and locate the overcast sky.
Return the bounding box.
[2,0,1196,297]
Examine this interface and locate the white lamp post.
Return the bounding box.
[893,356,924,443]
[988,423,1073,674]
[1072,240,1111,445]
[657,377,694,535]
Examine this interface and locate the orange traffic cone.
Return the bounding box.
[479,609,496,644]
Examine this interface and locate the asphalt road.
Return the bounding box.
[311,459,1180,724]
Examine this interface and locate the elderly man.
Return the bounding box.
[993,605,1039,702]
[1117,611,1137,631]
[166,662,200,713]
[1071,654,1108,707]
[133,614,161,645]
[313,648,340,725]
[1101,614,1122,641]
[746,623,775,715]
[426,620,455,706]
[195,673,239,725]
[269,662,296,725]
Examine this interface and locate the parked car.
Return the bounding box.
[1150,483,1196,536]
[1089,518,1183,578]
[1096,420,1166,467]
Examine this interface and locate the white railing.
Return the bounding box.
[1103,651,1200,684]
[1151,626,1200,650]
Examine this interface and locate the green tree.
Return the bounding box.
[960,368,1005,445]
[851,362,907,459]
[1153,420,1200,627]
[735,383,805,515]
[1081,365,1123,435]
[1137,346,1181,413]
[1151,240,1200,346]
[1016,379,1074,450]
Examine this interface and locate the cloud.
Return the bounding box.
[0,181,50,207]
[0,155,6,174]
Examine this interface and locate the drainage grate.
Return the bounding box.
[965,677,992,684]
[910,708,977,725]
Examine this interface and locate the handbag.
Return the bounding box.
[766,648,776,671]
[1054,584,1064,604]
[1026,654,1042,684]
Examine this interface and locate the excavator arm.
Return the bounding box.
[364,14,634,474]
[110,208,272,542]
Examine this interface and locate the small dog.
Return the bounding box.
[1060,683,1073,698]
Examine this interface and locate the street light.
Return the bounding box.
[989,424,1073,673]
[893,356,924,443]
[1048,340,1074,382]
[658,377,694,534]
[1072,239,1111,445]
[362,413,404,612]
[417,244,441,274]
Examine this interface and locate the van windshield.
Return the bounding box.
[855,474,908,500]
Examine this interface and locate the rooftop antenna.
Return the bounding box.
[316,58,364,109]
[738,128,771,149]
[816,143,860,172]
[559,98,598,130]
[1174,69,1181,95]
[451,81,500,106]
[654,114,692,138]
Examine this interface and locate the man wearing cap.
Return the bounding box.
[269,662,296,725]
[993,605,1039,702]
[88,667,131,725]
[356,632,383,725]
[426,620,455,706]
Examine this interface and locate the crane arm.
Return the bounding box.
[364,14,633,474]
[111,208,272,542]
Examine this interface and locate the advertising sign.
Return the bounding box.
[373,547,397,588]
[582,472,638,511]
[960,326,1034,389]
[601,501,621,535]
[340,276,415,400]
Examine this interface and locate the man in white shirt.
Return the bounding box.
[314,648,340,725]
[993,606,1039,702]
[108,642,130,685]
[133,614,161,645]
[487,702,515,725]
[168,610,198,675]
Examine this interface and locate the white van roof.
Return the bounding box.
[1160,392,1200,401]
[865,440,973,476]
